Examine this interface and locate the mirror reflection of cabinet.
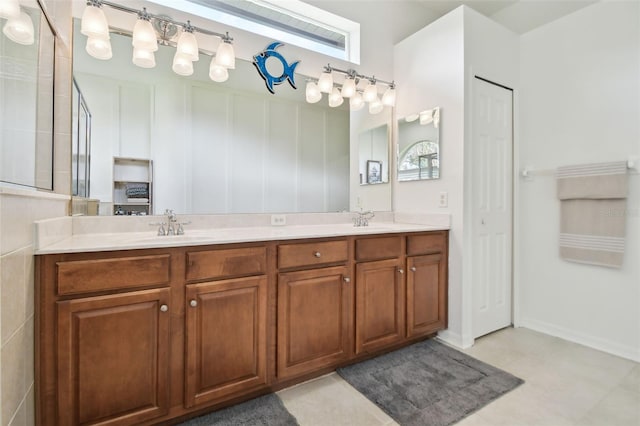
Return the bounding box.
[72,79,91,198]
[398,107,440,181]
[358,124,389,185]
[113,157,153,215]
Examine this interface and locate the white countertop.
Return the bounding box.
[35,222,449,254]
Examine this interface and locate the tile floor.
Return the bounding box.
[277,327,640,426]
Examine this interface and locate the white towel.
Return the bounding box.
[556,161,628,268]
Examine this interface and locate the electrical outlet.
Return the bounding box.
[439,192,448,208]
[271,214,286,226]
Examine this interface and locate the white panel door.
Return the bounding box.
[472,77,513,338]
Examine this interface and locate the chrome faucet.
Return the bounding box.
[150,209,190,236]
[353,210,375,227]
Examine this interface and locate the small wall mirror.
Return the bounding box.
[0,0,55,190]
[358,124,389,185]
[398,107,440,181]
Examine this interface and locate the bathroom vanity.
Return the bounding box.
[35,224,448,425]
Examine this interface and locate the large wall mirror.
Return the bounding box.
[0,0,55,190]
[72,18,356,215]
[398,107,440,181]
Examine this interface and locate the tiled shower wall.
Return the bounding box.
[0,0,72,424]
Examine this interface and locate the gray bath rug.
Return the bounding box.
[337,339,524,426]
[178,393,299,426]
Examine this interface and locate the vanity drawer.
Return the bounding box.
[56,254,171,296]
[406,232,448,256]
[186,247,267,282]
[355,236,402,261]
[278,240,348,269]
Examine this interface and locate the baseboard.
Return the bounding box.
[519,318,640,362]
[436,329,473,349]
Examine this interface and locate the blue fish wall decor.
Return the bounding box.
[253,42,300,94]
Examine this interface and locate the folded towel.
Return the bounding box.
[556,161,628,268]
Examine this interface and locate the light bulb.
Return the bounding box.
[86,36,112,60]
[132,18,157,52]
[177,29,199,61]
[305,81,322,103]
[350,93,364,111]
[405,113,419,122]
[369,97,383,114]
[132,47,155,68]
[215,41,235,69]
[341,78,356,98]
[172,52,193,76]
[317,70,333,94]
[0,0,20,20]
[3,10,34,45]
[363,82,378,103]
[81,4,109,40]
[328,87,344,107]
[382,86,396,107]
[209,60,229,82]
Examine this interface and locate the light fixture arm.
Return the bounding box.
[325,63,394,87]
[97,0,232,40]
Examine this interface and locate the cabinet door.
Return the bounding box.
[185,276,268,408]
[57,288,171,426]
[407,253,447,338]
[277,266,351,380]
[355,258,405,354]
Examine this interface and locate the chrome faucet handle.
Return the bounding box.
[176,221,191,235]
[149,222,166,236]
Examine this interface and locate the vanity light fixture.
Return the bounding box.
[307,63,396,114]
[79,0,236,81]
[1,0,34,46]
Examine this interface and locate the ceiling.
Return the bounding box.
[414,0,598,34]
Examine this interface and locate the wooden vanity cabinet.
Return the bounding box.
[184,247,270,408]
[406,232,449,339]
[276,240,352,380]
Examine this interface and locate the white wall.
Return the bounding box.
[518,1,640,361]
[394,6,519,348]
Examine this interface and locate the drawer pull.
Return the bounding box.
[410,266,417,272]
[189,300,198,308]
[314,251,321,258]
[160,304,169,312]
[343,277,351,283]
[398,268,404,274]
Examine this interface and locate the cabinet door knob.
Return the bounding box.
[189,300,198,308]
[343,277,351,283]
[160,304,168,312]
[314,251,321,258]
[410,266,417,272]
[398,268,404,274]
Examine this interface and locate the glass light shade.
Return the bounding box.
[81,5,109,40]
[215,41,235,69]
[209,60,229,82]
[86,36,112,60]
[405,113,419,122]
[0,0,20,20]
[177,30,199,61]
[305,81,322,103]
[349,93,364,111]
[172,52,193,76]
[132,47,156,68]
[419,110,434,125]
[3,11,34,45]
[328,87,344,107]
[317,71,333,94]
[341,78,356,98]
[363,82,378,103]
[132,18,157,52]
[369,97,383,114]
[382,86,396,107]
